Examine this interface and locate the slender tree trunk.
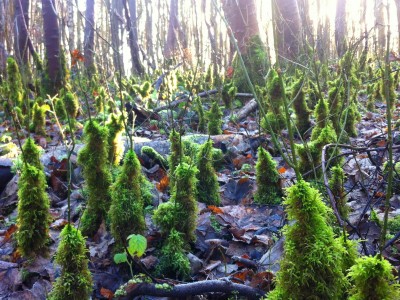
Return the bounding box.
[0,0,8,75]
[395,0,400,54]
[164,0,188,61]
[124,0,144,75]
[66,0,74,51]
[84,0,95,74]
[109,0,124,75]
[41,0,61,93]
[375,0,386,57]
[335,0,347,57]
[272,0,302,60]
[14,0,29,65]
[144,0,155,69]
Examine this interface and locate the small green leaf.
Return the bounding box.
[127,234,147,258]
[113,252,128,264]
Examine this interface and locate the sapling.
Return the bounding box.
[196,139,221,205]
[47,225,93,300]
[291,75,311,136]
[207,100,223,135]
[63,91,80,130]
[327,81,344,135]
[347,255,400,300]
[267,180,347,299]
[77,120,112,236]
[194,96,206,133]
[106,113,124,166]
[310,98,329,141]
[31,102,48,135]
[109,150,147,249]
[254,147,282,204]
[329,165,350,220]
[16,137,51,257]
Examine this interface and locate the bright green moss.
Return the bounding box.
[31,102,47,135]
[141,146,168,169]
[168,129,183,188]
[48,225,93,300]
[109,150,146,249]
[328,81,344,135]
[106,113,124,166]
[381,71,397,110]
[63,92,79,119]
[55,97,67,120]
[292,76,311,136]
[194,96,206,133]
[6,57,24,108]
[77,121,112,236]
[222,81,237,110]
[254,147,282,204]
[329,165,350,220]
[342,99,360,137]
[196,139,220,205]
[348,255,400,300]
[156,229,190,280]
[207,100,223,135]
[21,137,42,169]
[311,98,329,140]
[268,180,347,299]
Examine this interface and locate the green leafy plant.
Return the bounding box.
[347,255,400,300]
[77,120,112,236]
[196,139,221,205]
[254,146,282,204]
[268,180,347,299]
[48,225,93,300]
[109,150,147,249]
[114,234,147,278]
[141,146,168,169]
[16,138,51,257]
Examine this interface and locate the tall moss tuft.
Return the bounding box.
[153,163,198,243]
[222,81,237,110]
[254,147,282,204]
[48,225,93,300]
[21,137,42,169]
[77,121,112,236]
[63,92,79,129]
[31,102,47,135]
[327,81,344,135]
[168,129,182,188]
[196,139,220,205]
[6,57,24,108]
[109,150,146,249]
[194,96,206,133]
[329,165,350,220]
[348,255,400,300]
[311,98,330,140]
[292,76,311,136]
[156,229,191,280]
[106,113,124,166]
[268,180,347,299]
[207,100,223,135]
[342,97,360,138]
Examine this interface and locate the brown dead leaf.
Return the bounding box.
[100,287,114,300]
[232,269,253,283]
[156,175,169,192]
[250,271,274,290]
[2,224,17,243]
[376,140,386,147]
[278,167,286,174]
[208,205,223,214]
[235,254,250,268]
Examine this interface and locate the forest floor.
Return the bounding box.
[1,91,400,299]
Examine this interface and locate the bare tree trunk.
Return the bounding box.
[66,0,74,51]
[375,0,386,57]
[272,0,302,60]
[124,0,144,75]
[14,0,29,66]
[108,0,124,75]
[41,0,61,94]
[395,0,400,54]
[144,1,155,69]
[84,0,95,74]
[335,0,347,57]
[0,0,9,75]
[164,0,188,61]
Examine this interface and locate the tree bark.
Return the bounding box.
[124,0,144,75]
[164,0,187,60]
[375,0,386,58]
[41,0,61,93]
[395,0,400,54]
[14,0,30,65]
[84,0,95,74]
[108,0,124,75]
[272,0,302,60]
[0,0,8,75]
[335,0,347,58]
[66,0,74,51]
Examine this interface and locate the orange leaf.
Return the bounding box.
[156,175,169,192]
[238,177,249,184]
[100,287,114,300]
[246,153,252,159]
[3,224,17,243]
[226,66,235,79]
[376,140,386,147]
[278,166,286,174]
[232,269,252,282]
[11,249,21,262]
[235,254,250,267]
[375,191,385,198]
[250,271,274,289]
[208,205,223,214]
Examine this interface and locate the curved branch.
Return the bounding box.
[120,280,265,299]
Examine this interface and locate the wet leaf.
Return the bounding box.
[208,205,223,214]
[100,287,114,299]
[127,234,147,258]
[113,252,127,264]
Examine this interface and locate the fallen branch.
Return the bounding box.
[120,279,265,299]
[235,98,258,122]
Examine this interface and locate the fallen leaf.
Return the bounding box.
[2,224,17,243]
[100,287,114,300]
[232,269,253,283]
[278,167,286,174]
[376,140,386,147]
[208,205,223,214]
[250,271,274,290]
[156,175,169,192]
[235,254,250,268]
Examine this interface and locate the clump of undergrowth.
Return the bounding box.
[380,70,397,110]
[141,146,168,169]
[327,80,344,135]
[311,98,329,140]
[254,147,282,204]
[168,129,183,187]
[94,86,107,113]
[196,139,220,205]
[268,180,347,299]
[207,100,223,135]
[366,83,375,111]
[63,91,80,129]
[16,137,51,257]
[31,102,48,135]
[6,57,24,109]
[133,81,152,108]
[291,75,311,136]
[106,113,124,166]
[109,150,147,249]
[156,229,190,280]
[153,162,198,243]
[48,225,92,300]
[204,64,214,90]
[347,255,400,300]
[194,96,206,133]
[329,165,350,220]
[341,97,360,137]
[222,81,237,110]
[77,120,112,236]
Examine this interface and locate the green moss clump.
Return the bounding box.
[194,96,206,133]
[311,98,330,140]
[222,81,237,110]
[254,147,282,204]
[106,113,124,166]
[268,180,347,299]
[327,81,344,135]
[156,229,190,280]
[17,139,51,257]
[341,98,360,137]
[48,225,92,300]
[31,102,47,135]
[55,97,67,120]
[77,121,112,236]
[6,57,24,108]
[329,165,350,220]
[348,255,400,300]
[196,139,220,205]
[291,76,311,136]
[207,100,223,135]
[141,146,168,169]
[381,71,397,110]
[94,87,107,113]
[63,92,79,130]
[109,150,146,249]
[168,129,183,188]
[153,162,198,243]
